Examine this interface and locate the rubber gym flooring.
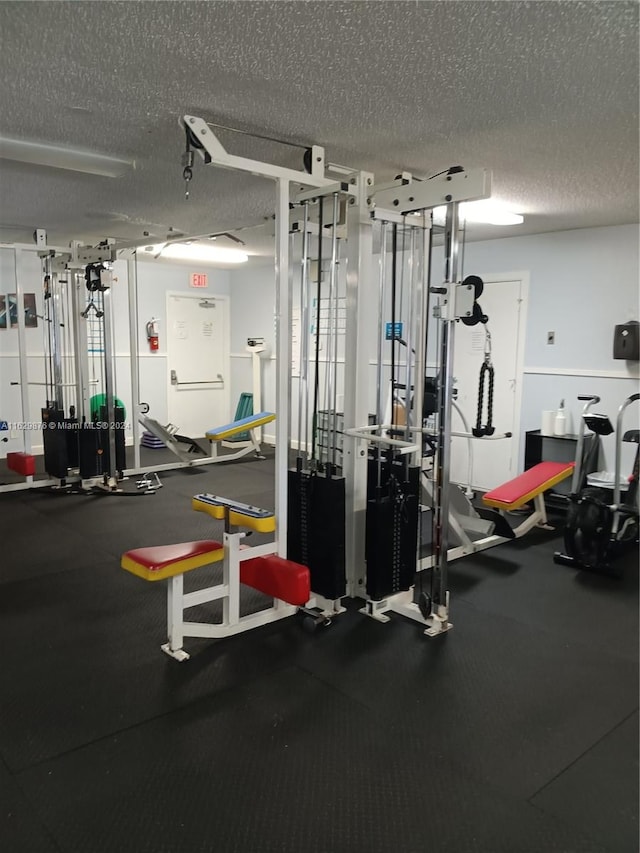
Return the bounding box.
[0,449,637,853]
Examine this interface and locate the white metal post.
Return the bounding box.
[274,178,291,557]
[167,574,184,652]
[427,202,460,636]
[343,172,374,598]
[224,531,241,626]
[251,348,262,444]
[13,250,32,461]
[127,255,141,470]
[101,279,118,481]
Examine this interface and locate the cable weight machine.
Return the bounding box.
[38,240,126,490]
[174,112,495,635]
[364,218,426,603]
[348,167,492,634]
[287,190,348,602]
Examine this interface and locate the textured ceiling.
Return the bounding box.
[0,0,638,260]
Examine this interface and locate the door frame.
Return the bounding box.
[166,291,231,432]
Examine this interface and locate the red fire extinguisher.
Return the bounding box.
[146,318,159,351]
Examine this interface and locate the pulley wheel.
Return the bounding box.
[463,274,484,299]
[461,302,484,327]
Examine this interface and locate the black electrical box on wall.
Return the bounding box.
[613,322,640,360]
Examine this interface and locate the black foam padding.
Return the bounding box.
[531,711,639,852]
[16,667,606,853]
[287,468,346,599]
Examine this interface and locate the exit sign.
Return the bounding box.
[190,273,208,289]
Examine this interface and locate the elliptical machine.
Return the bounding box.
[554,393,639,576]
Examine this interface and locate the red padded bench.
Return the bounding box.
[240,554,310,606]
[122,542,310,608]
[6,452,36,476]
[483,461,574,511]
[121,540,224,581]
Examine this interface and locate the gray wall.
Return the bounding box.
[229,264,277,440]
[124,257,231,431]
[229,223,640,471]
[2,223,638,474]
[0,251,231,457]
[432,224,639,470]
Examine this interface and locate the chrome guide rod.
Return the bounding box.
[127,255,142,470]
[101,279,118,480]
[274,178,291,556]
[14,249,31,457]
[328,191,339,470]
[404,223,416,445]
[376,221,388,483]
[433,201,460,613]
[297,201,310,461]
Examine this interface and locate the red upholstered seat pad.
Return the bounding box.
[125,540,223,571]
[7,452,36,476]
[484,461,573,506]
[240,555,310,606]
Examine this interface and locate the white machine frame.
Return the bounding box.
[162,530,297,662]
[5,114,523,643]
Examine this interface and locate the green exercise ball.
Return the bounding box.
[89,394,126,420]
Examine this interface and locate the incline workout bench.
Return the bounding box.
[138,412,276,467]
[121,493,322,660]
[478,460,575,543]
[206,412,276,462]
[420,460,575,570]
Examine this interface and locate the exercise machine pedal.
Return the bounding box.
[476,507,516,539]
[298,607,333,633]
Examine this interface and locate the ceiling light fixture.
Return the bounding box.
[433,200,524,226]
[148,242,249,264]
[0,136,134,178]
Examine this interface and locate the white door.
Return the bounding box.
[450,277,526,491]
[166,293,230,438]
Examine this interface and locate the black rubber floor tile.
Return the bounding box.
[0,562,303,771]
[17,667,606,853]
[0,498,114,582]
[0,758,59,853]
[531,711,639,853]
[293,602,639,802]
[448,532,639,663]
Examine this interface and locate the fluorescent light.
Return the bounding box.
[0,136,134,178]
[150,243,249,264]
[433,200,524,226]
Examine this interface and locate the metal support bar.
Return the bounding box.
[101,274,118,481]
[428,201,460,635]
[343,172,374,598]
[275,178,291,557]
[182,115,334,188]
[13,250,31,457]
[127,255,141,470]
[372,168,490,214]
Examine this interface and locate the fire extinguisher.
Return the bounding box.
[146,318,159,351]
